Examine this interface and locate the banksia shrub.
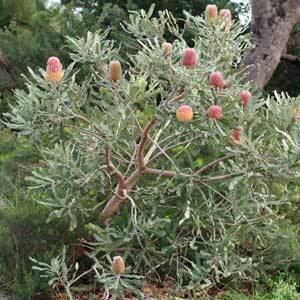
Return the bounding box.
[112,256,125,275]
[182,48,198,68]
[45,56,63,83]
[176,105,193,123]
[109,60,122,81]
[206,4,218,20]
[209,71,225,89]
[6,6,300,298]
[162,42,173,58]
[207,105,223,120]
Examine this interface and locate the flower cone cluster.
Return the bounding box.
[205,4,232,31]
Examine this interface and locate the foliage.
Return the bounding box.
[3,4,300,298]
[0,0,240,91]
[0,7,85,89]
[0,129,38,205]
[0,195,92,298]
[0,0,45,27]
[219,276,300,300]
[62,0,242,21]
[31,247,145,299]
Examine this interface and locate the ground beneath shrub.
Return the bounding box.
[50,283,232,299]
[0,293,13,300]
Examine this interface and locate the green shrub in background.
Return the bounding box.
[2,4,300,298]
[0,129,38,206]
[0,128,93,298]
[0,195,93,299]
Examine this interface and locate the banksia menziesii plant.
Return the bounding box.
[240,90,252,106]
[219,9,232,31]
[45,56,63,83]
[109,60,122,81]
[207,105,223,120]
[206,4,218,20]
[176,105,193,123]
[162,42,173,58]
[209,71,225,89]
[6,6,300,297]
[182,48,198,68]
[112,256,125,275]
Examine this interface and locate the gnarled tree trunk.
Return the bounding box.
[242,0,300,88]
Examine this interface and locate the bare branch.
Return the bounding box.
[195,172,243,183]
[100,117,157,223]
[281,53,300,64]
[70,114,105,137]
[142,167,177,177]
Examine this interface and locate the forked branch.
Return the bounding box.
[100,117,158,223]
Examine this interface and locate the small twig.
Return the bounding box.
[194,154,236,176]
[165,90,186,109]
[70,113,104,136]
[137,117,157,171]
[194,172,243,183]
[104,146,126,192]
[64,124,103,140]
[144,119,171,163]
[149,134,202,163]
[142,167,177,177]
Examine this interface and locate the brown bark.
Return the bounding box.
[282,53,300,63]
[242,0,300,88]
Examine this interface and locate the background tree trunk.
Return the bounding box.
[242,0,300,88]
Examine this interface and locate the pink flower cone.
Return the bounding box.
[206,5,218,20]
[207,105,223,120]
[209,71,225,89]
[45,57,64,83]
[182,48,198,69]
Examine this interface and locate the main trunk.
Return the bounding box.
[242,0,300,88]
